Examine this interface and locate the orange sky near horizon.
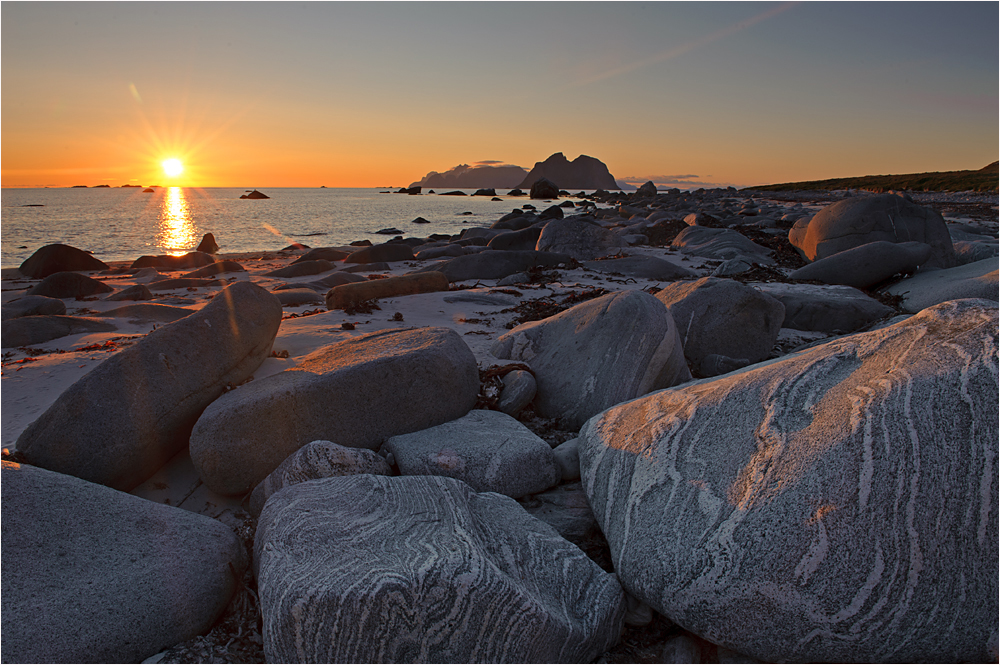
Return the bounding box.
[2,3,996,190]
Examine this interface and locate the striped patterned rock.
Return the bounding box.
[248,440,391,518]
[580,298,998,663]
[255,474,626,663]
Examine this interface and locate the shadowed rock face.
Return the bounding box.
[18,243,109,278]
[579,298,999,663]
[2,461,246,664]
[254,474,626,663]
[16,282,282,491]
[517,152,619,190]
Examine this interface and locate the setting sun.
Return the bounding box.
[162,158,184,178]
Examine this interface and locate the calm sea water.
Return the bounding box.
[0,187,589,268]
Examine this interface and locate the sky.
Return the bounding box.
[2,1,997,189]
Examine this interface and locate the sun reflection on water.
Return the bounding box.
[158,186,196,255]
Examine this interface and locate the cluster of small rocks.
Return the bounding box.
[2,186,998,663]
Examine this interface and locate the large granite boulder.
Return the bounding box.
[104,284,154,301]
[788,240,932,289]
[273,287,324,307]
[789,193,956,268]
[93,303,194,323]
[17,282,282,491]
[386,410,560,499]
[291,247,349,263]
[529,177,560,199]
[491,289,691,429]
[325,271,449,310]
[655,277,784,367]
[671,227,774,264]
[195,232,220,254]
[883,257,998,312]
[254,474,626,663]
[1,295,66,320]
[27,271,114,298]
[2,462,246,664]
[582,255,696,281]
[418,249,571,282]
[578,298,998,663]
[18,243,109,278]
[535,218,626,260]
[190,327,479,495]
[486,225,543,251]
[1,315,117,348]
[147,277,224,290]
[752,282,894,334]
[248,440,391,519]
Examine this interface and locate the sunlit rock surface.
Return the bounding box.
[17,282,281,491]
[580,298,998,663]
[254,474,626,663]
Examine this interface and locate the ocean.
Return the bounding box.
[0,187,589,268]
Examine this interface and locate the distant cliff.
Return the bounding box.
[516,153,618,190]
[410,163,528,189]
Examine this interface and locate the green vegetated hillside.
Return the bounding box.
[746,161,999,193]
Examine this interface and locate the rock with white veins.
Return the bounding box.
[247,440,391,518]
[254,474,626,663]
[579,298,999,663]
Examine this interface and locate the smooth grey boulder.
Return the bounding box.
[535,218,626,260]
[17,282,282,491]
[386,410,560,499]
[313,271,368,288]
[345,243,414,264]
[18,243,109,278]
[711,257,754,277]
[1,315,117,347]
[883,257,999,312]
[487,225,543,251]
[1,295,66,320]
[27,271,114,298]
[264,259,334,278]
[655,277,784,367]
[671,226,774,265]
[2,462,246,664]
[953,239,999,265]
[578,298,998,663]
[553,437,581,481]
[248,440,391,519]
[753,282,894,333]
[93,303,193,323]
[789,193,956,268]
[273,287,324,306]
[491,290,691,429]
[417,249,570,282]
[254,474,626,663]
[190,327,479,495]
[414,243,466,260]
[104,283,153,301]
[182,260,246,278]
[498,369,536,416]
[583,255,696,281]
[788,240,932,289]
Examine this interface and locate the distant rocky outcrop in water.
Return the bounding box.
[516,153,619,191]
[410,163,528,189]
